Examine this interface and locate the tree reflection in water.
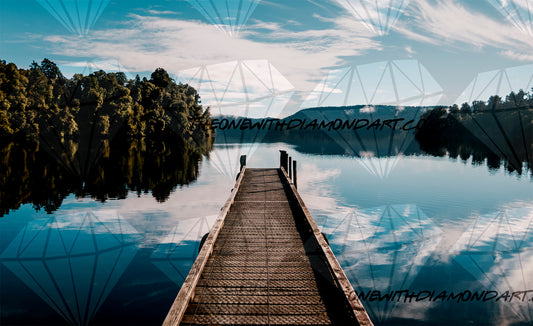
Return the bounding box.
[0,136,208,217]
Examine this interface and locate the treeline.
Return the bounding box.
[0,58,213,146]
[417,89,533,132]
[0,59,214,216]
[416,90,533,176]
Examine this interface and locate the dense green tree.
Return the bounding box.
[472,100,487,113]
[39,58,64,81]
[460,102,471,114]
[487,95,502,110]
[150,68,172,88]
[0,59,213,149]
[449,104,459,114]
[506,90,527,107]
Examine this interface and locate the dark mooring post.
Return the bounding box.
[288,156,292,179]
[293,160,297,189]
[279,150,288,171]
[236,155,246,181]
[240,155,247,170]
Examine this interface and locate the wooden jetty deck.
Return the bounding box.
[163,152,373,326]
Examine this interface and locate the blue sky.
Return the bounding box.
[1,0,532,116]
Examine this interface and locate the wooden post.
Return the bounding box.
[236,155,247,181]
[279,150,288,171]
[288,156,292,179]
[293,160,297,189]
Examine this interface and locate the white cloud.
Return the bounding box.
[298,163,344,215]
[332,0,411,35]
[360,105,375,113]
[145,9,177,15]
[500,50,533,62]
[394,0,533,55]
[42,13,381,91]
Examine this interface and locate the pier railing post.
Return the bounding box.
[293,160,297,189]
[288,156,292,180]
[236,155,246,181]
[279,150,288,171]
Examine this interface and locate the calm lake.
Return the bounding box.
[1,139,532,326]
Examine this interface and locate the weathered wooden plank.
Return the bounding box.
[202,271,315,280]
[196,278,320,288]
[190,294,325,305]
[181,313,331,325]
[191,287,321,298]
[186,302,328,315]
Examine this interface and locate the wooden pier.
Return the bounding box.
[163,151,373,326]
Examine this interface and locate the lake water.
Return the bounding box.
[1,141,532,325]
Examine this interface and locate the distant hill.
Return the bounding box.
[213,104,434,122]
[212,105,431,157]
[283,104,432,121]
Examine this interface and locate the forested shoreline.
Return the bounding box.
[0,59,213,144]
[416,90,533,176]
[0,59,214,216]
